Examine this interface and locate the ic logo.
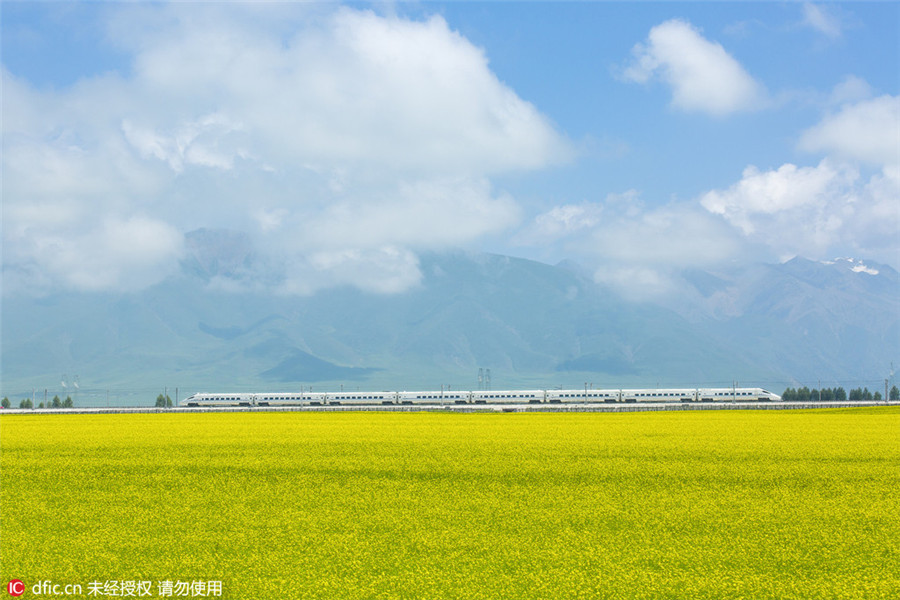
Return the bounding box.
[7,580,24,596]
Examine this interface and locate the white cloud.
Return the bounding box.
[587,203,743,268]
[122,7,571,177]
[122,113,248,174]
[2,5,571,295]
[799,95,900,166]
[520,193,744,299]
[5,216,184,293]
[802,3,842,39]
[301,178,521,250]
[696,93,900,266]
[700,159,897,263]
[530,203,605,240]
[623,19,765,116]
[700,160,858,234]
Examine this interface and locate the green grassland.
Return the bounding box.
[2,408,898,599]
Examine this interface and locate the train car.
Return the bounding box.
[546,389,621,403]
[324,391,397,405]
[470,390,545,404]
[397,391,471,405]
[255,393,306,406]
[622,389,697,403]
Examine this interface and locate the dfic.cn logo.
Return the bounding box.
[7,580,24,597]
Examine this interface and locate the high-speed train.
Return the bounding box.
[182,387,781,407]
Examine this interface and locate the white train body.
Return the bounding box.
[397,390,471,405]
[471,390,545,404]
[182,387,780,407]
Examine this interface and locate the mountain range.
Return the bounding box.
[2,229,897,405]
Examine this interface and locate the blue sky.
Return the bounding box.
[2,1,898,297]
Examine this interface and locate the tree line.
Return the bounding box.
[2,395,74,409]
[782,386,899,402]
[2,394,174,408]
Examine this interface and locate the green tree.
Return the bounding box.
[849,388,862,401]
[51,395,62,408]
[19,399,33,409]
[1,397,9,409]
[63,396,74,408]
[797,387,811,402]
[155,394,173,408]
[891,385,899,401]
[834,387,847,401]
[781,388,796,402]
[820,388,834,402]
[874,391,883,401]
[863,387,873,401]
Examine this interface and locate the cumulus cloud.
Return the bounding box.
[623,19,766,116]
[119,7,571,177]
[1,5,572,295]
[700,96,900,264]
[700,159,860,258]
[799,95,900,166]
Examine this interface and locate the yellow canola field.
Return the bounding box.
[1,408,898,599]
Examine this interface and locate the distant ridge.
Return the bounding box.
[260,350,377,382]
[1,230,896,398]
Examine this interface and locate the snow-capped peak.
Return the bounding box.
[825,257,880,275]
